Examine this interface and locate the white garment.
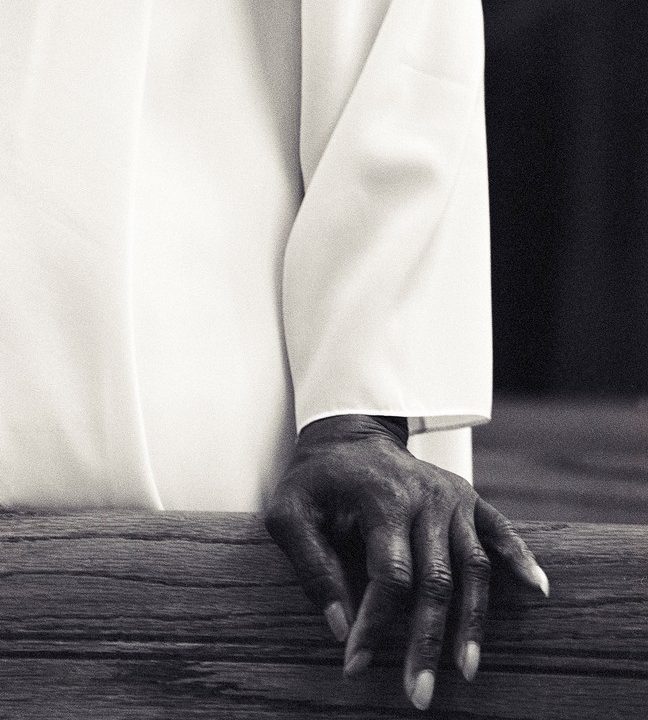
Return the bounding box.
[0,1,491,511]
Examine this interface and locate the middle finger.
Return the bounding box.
[404,507,454,711]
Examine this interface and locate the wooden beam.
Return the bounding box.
[0,512,646,718]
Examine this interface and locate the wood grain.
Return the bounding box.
[0,512,647,718]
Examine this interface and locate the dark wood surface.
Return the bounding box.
[0,512,647,719]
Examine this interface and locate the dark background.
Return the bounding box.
[483,0,648,397]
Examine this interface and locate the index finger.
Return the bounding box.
[265,494,354,641]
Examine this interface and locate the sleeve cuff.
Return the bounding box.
[297,408,491,435]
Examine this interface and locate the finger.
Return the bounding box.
[450,509,490,682]
[265,495,354,641]
[403,509,454,711]
[343,520,413,678]
[475,498,549,596]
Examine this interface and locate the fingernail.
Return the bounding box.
[531,564,550,597]
[409,670,435,711]
[343,649,373,678]
[460,641,480,682]
[324,601,349,642]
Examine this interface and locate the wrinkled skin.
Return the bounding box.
[265,415,548,711]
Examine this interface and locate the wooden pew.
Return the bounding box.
[0,512,646,718]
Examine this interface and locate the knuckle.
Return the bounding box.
[466,608,487,637]
[419,565,454,604]
[463,548,491,582]
[482,511,513,542]
[495,515,515,535]
[516,538,537,562]
[413,629,444,665]
[499,536,536,566]
[376,560,413,599]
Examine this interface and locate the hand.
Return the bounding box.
[264,414,549,711]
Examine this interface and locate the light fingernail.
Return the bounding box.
[461,641,480,682]
[410,670,435,711]
[343,649,373,678]
[324,601,349,642]
[531,564,550,597]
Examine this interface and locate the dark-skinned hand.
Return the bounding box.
[265,414,549,711]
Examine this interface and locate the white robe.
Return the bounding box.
[0,1,491,511]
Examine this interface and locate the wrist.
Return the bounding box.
[369,415,409,445]
[298,414,409,446]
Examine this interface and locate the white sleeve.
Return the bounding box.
[284,0,492,435]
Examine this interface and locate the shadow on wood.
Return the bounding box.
[0,512,646,718]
